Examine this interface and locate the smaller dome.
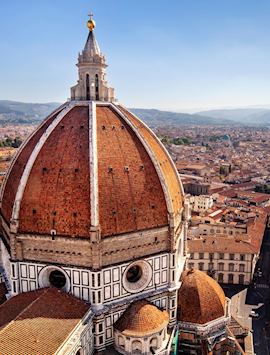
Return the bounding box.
[114,300,169,336]
[178,269,226,324]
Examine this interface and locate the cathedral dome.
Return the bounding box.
[114,300,169,336]
[177,269,226,324]
[0,16,184,271]
[1,102,183,239]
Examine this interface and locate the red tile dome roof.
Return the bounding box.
[1,102,184,239]
[114,300,169,336]
[178,269,226,324]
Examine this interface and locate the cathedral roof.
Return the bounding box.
[114,300,169,336]
[177,269,226,325]
[0,287,90,355]
[1,102,184,239]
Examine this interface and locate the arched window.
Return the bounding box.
[239,274,245,284]
[228,273,234,283]
[218,263,224,271]
[198,262,204,271]
[218,273,224,283]
[132,340,142,353]
[150,337,158,349]
[95,74,99,100]
[239,264,245,272]
[86,74,90,100]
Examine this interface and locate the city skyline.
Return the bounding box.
[1,0,270,111]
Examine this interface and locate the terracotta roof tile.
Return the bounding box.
[247,209,267,253]
[178,269,226,324]
[0,288,90,355]
[1,103,182,242]
[114,300,169,336]
[97,106,168,237]
[188,236,256,254]
[118,106,184,218]
[18,106,91,237]
[1,109,63,224]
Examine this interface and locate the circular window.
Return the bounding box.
[49,270,66,288]
[123,260,152,293]
[38,266,70,292]
[126,265,142,283]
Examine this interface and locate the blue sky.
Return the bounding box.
[1,0,270,111]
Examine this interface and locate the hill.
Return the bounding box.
[129,108,234,127]
[0,100,235,127]
[0,101,59,125]
[196,108,270,125]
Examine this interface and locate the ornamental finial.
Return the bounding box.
[87,12,96,31]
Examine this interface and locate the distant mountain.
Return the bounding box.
[196,108,270,125]
[0,100,235,127]
[129,108,234,127]
[0,100,59,125]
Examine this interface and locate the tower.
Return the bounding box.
[70,14,115,102]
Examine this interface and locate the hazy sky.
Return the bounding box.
[1,0,270,111]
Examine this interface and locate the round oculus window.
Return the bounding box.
[49,270,66,289]
[38,266,70,292]
[126,265,142,283]
[123,260,152,293]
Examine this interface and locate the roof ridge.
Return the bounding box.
[0,288,49,335]
[193,273,207,319]
[206,277,225,311]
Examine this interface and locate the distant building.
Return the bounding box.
[187,206,266,285]
[183,180,210,196]
[190,195,214,212]
[218,189,270,207]
[187,237,257,285]
[177,163,209,177]
[220,163,232,176]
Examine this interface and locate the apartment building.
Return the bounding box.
[187,236,257,285]
[187,204,267,285]
[189,195,214,212]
